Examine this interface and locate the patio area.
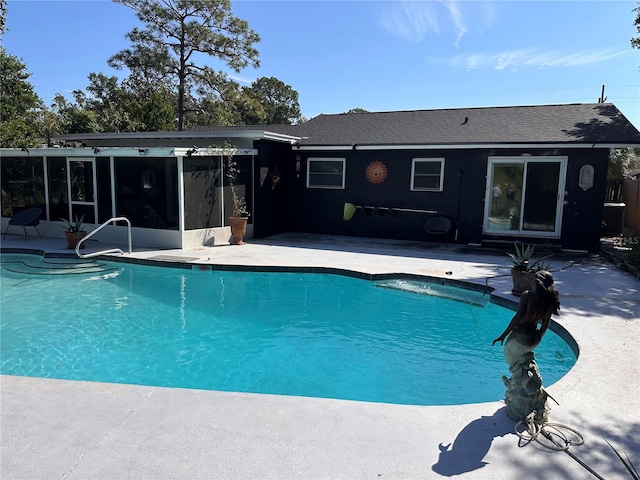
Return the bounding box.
[1,233,638,479]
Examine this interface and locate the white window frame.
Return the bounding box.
[411,158,445,192]
[483,156,567,238]
[306,157,346,189]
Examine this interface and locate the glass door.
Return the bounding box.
[66,158,97,225]
[484,157,566,237]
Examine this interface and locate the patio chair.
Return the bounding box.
[424,216,452,246]
[2,207,42,240]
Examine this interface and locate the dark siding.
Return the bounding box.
[560,148,609,251]
[252,140,294,238]
[270,147,609,251]
[287,149,488,243]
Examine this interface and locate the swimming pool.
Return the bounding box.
[0,253,577,406]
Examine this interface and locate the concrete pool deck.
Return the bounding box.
[1,233,639,479]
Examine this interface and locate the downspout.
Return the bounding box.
[455,170,463,242]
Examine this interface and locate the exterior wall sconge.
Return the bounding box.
[138,148,148,156]
[295,155,301,178]
[579,164,594,191]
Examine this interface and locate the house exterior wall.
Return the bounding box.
[252,140,295,239]
[559,148,610,251]
[1,143,611,252]
[283,149,485,243]
[270,147,610,251]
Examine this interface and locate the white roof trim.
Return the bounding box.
[294,145,354,151]
[294,143,640,151]
[54,130,301,144]
[1,147,255,157]
[262,131,302,143]
[174,147,256,156]
[1,147,177,157]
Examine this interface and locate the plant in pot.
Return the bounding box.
[225,151,250,245]
[507,242,551,296]
[60,215,87,249]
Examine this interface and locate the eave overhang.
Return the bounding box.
[0,146,259,157]
[53,129,301,145]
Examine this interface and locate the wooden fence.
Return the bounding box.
[606,180,624,202]
[623,180,640,231]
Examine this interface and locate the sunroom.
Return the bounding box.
[0,129,299,248]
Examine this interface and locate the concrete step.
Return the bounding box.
[0,255,120,276]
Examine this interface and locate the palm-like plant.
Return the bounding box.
[59,215,85,234]
[507,242,550,272]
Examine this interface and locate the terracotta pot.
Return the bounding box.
[228,217,248,245]
[510,268,535,296]
[65,231,87,249]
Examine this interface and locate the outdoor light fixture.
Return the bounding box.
[295,154,301,178]
[138,148,147,156]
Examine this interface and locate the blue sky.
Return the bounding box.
[3,0,639,128]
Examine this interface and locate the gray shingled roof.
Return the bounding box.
[52,103,640,148]
[280,103,640,147]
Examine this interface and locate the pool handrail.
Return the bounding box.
[75,217,132,258]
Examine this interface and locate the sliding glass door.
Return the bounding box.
[484,156,566,237]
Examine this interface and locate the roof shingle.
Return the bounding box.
[282,103,640,147]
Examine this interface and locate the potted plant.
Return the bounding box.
[225,151,250,245]
[60,215,87,249]
[506,242,551,296]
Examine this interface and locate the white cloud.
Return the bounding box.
[376,0,477,46]
[376,1,440,43]
[435,48,629,71]
[439,0,467,48]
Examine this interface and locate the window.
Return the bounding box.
[1,157,46,218]
[307,158,345,189]
[411,158,444,191]
[115,157,178,230]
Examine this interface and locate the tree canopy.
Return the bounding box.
[111,0,260,130]
[632,2,640,49]
[0,0,7,36]
[241,77,302,125]
[0,47,44,147]
[609,148,640,179]
[0,0,304,142]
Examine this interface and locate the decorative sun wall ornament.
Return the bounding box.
[365,161,388,184]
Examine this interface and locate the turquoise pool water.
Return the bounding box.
[0,254,577,405]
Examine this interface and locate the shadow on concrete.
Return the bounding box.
[431,407,514,476]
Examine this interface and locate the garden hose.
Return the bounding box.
[515,411,607,480]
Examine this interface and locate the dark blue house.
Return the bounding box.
[2,102,639,252]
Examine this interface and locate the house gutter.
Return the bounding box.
[293,142,640,151]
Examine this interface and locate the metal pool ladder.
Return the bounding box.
[75,217,132,259]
